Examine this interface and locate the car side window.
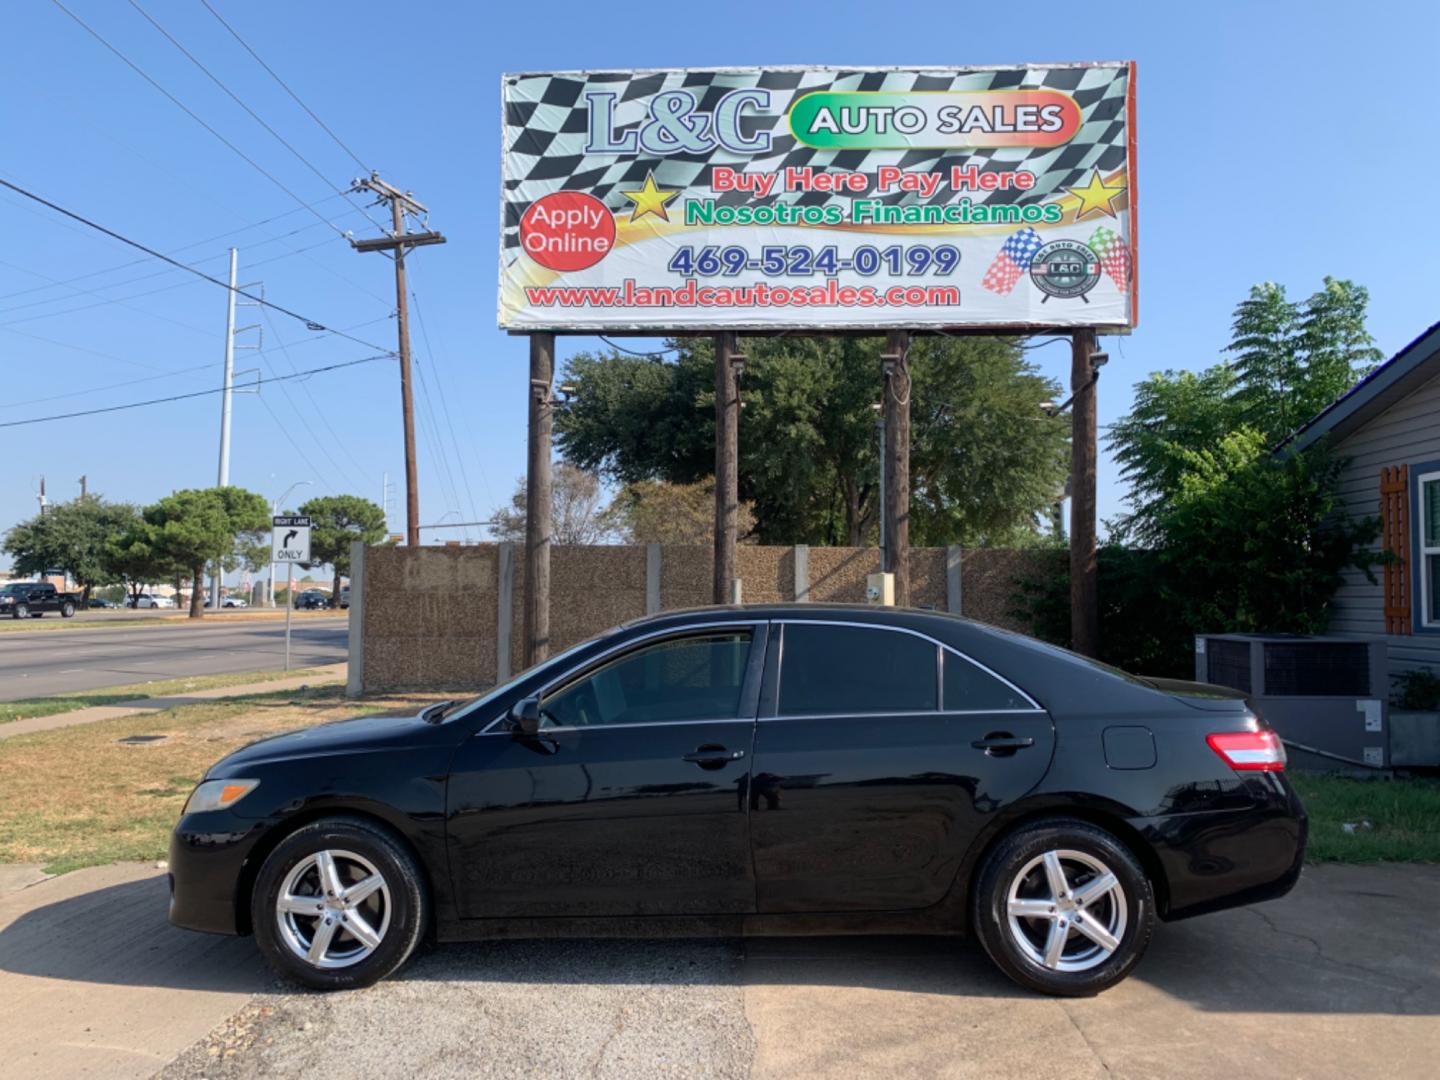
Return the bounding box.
[942,651,1034,711]
[540,631,753,729]
[778,624,938,715]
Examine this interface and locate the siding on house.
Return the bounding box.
[1329,366,1440,682]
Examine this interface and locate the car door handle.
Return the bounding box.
[683,746,746,768]
[971,735,1035,752]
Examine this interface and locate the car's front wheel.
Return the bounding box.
[251,816,429,991]
[972,818,1154,996]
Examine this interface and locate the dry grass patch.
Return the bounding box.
[0,686,445,874]
[0,668,331,725]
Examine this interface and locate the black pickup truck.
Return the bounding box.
[0,581,82,618]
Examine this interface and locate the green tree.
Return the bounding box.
[557,336,1067,546]
[143,487,270,618]
[1109,276,1383,539]
[2,495,140,604]
[606,479,757,545]
[298,494,388,599]
[106,527,180,605]
[1157,428,1378,634]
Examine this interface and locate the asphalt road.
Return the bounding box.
[0,617,349,701]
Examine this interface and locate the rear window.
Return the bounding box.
[942,652,1033,711]
[779,624,937,715]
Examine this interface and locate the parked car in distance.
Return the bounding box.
[89,597,119,608]
[0,581,81,618]
[224,596,249,608]
[129,593,176,609]
[292,589,330,610]
[169,605,1307,996]
[337,586,350,610]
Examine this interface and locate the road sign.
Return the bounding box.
[272,515,312,564]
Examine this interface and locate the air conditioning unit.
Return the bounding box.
[1195,634,1389,769]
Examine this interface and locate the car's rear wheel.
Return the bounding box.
[61,602,75,618]
[251,817,428,991]
[972,818,1154,996]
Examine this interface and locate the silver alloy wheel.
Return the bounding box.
[275,849,392,969]
[1005,848,1128,973]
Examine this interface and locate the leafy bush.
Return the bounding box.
[1392,669,1440,711]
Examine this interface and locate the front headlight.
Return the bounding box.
[183,778,260,814]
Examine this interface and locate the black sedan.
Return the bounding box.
[168,605,1306,995]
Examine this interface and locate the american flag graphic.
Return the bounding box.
[1089,225,1131,292]
[981,228,1043,294]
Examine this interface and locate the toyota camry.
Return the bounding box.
[168,605,1306,996]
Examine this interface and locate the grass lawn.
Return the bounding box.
[1292,773,1440,863]
[0,668,327,725]
[0,686,442,874]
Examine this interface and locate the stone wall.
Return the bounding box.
[350,542,1050,692]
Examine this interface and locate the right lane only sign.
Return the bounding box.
[272,515,312,564]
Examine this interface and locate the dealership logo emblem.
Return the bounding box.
[1030,239,1101,302]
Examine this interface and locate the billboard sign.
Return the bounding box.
[499,64,1136,331]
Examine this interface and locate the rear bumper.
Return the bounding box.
[1133,774,1308,921]
[167,815,263,936]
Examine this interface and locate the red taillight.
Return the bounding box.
[1207,730,1287,771]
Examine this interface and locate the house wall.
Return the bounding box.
[1329,366,1440,683]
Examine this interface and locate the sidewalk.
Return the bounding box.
[0,863,270,1080]
[0,663,347,742]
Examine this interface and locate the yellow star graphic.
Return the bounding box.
[620,171,681,224]
[1065,169,1126,220]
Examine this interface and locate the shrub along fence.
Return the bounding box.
[345,543,1054,693]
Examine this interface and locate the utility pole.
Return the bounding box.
[882,331,912,606]
[1069,328,1101,658]
[78,475,87,499]
[525,334,555,666]
[212,248,239,610]
[350,175,446,548]
[713,333,742,604]
[37,477,47,517]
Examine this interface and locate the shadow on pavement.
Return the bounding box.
[0,874,270,994]
[3,864,1435,1016]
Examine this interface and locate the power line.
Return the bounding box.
[50,0,352,241]
[0,361,216,411]
[411,283,494,517]
[200,0,371,175]
[0,199,359,305]
[599,335,679,358]
[0,353,393,428]
[258,304,372,491]
[0,176,394,355]
[125,1,388,234]
[255,391,335,494]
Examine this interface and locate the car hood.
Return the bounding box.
[208,711,439,774]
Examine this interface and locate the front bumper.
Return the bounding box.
[168,814,264,936]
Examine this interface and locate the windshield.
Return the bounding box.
[0,584,30,595]
[446,625,624,724]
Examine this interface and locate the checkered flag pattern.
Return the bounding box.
[501,66,1132,265]
[1088,225,1131,292]
[981,228,1043,294]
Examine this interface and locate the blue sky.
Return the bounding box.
[3,0,1437,568]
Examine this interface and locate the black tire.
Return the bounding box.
[972,818,1154,996]
[251,816,429,991]
[11,604,25,619]
[61,602,75,618]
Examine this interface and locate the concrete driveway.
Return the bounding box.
[2,864,1436,1079]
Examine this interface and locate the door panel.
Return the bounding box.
[748,621,1054,913]
[446,625,766,919]
[749,710,1054,912]
[447,721,756,918]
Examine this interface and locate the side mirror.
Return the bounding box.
[509,696,542,736]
